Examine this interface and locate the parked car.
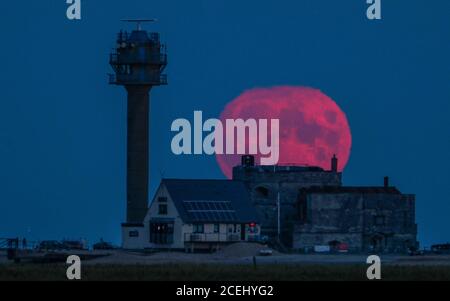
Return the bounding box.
[93,241,116,250]
[431,243,450,254]
[259,249,273,256]
[408,246,424,256]
[62,240,86,250]
[38,240,66,251]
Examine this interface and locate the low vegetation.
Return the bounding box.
[1,263,450,281]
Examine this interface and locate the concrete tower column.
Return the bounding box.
[126,86,151,223]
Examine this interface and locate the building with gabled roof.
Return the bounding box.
[122,179,260,251]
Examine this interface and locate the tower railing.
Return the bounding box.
[116,31,160,43]
[110,53,167,65]
[109,73,167,85]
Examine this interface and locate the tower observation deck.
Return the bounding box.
[109,19,167,224]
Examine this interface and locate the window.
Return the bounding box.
[298,189,308,223]
[193,224,204,233]
[129,230,139,237]
[126,64,132,75]
[226,224,239,233]
[214,224,220,233]
[255,186,269,198]
[158,204,168,215]
[403,212,409,227]
[150,222,174,244]
[158,197,167,203]
[374,215,385,226]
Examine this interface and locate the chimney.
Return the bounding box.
[384,176,389,188]
[241,155,255,167]
[331,154,338,172]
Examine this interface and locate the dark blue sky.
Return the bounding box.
[0,1,449,247]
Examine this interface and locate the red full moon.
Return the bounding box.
[215,86,352,179]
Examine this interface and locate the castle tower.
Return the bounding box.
[109,19,167,224]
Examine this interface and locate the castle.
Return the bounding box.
[122,155,418,253]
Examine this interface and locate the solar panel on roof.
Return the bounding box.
[182,200,239,222]
[225,202,233,211]
[193,211,201,220]
[205,202,211,210]
[183,202,192,211]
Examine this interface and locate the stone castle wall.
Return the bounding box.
[232,163,417,253]
[293,193,417,252]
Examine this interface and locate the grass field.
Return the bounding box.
[1,263,450,281]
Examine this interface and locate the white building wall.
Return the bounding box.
[144,184,184,249]
[122,183,184,250]
[121,226,146,249]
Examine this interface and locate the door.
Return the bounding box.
[240,224,246,241]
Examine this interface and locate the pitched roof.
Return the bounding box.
[161,179,258,224]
